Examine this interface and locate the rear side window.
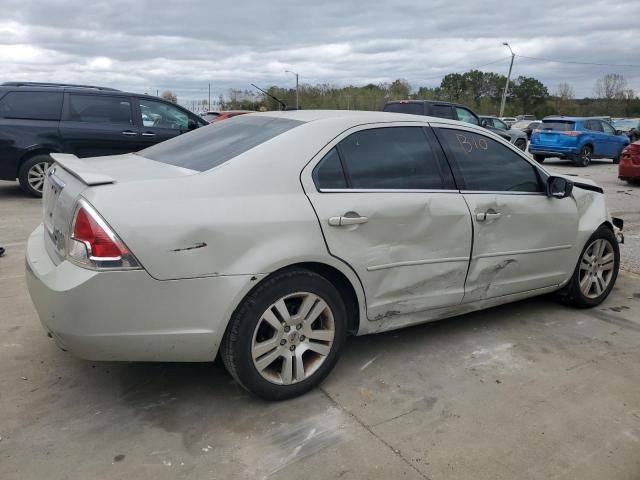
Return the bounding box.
[430,104,455,119]
[313,148,347,189]
[383,102,424,115]
[68,94,133,125]
[437,128,542,193]
[0,91,63,120]
[138,115,303,172]
[336,127,447,190]
[539,120,576,131]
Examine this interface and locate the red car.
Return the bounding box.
[619,141,640,183]
[209,110,252,123]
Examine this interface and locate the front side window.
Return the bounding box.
[337,127,447,190]
[493,119,509,130]
[0,91,63,120]
[438,128,542,193]
[455,107,479,125]
[600,121,615,135]
[68,95,132,125]
[139,98,189,129]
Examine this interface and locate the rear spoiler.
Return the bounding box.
[49,153,115,186]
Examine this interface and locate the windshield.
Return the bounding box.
[512,121,531,129]
[539,120,576,131]
[613,119,638,129]
[138,115,304,172]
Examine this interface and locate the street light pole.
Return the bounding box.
[285,70,299,109]
[499,42,515,118]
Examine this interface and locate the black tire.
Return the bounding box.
[220,268,347,400]
[533,154,545,163]
[18,154,53,197]
[515,138,527,151]
[573,145,592,167]
[556,226,620,308]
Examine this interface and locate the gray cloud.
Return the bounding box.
[1,0,639,104]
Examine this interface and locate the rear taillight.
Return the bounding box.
[67,198,141,270]
[561,130,581,136]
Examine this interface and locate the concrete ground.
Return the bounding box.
[1,159,639,480]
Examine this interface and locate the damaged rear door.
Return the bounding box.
[302,124,472,321]
[434,125,578,301]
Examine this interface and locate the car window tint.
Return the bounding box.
[494,119,508,130]
[314,148,347,189]
[339,127,445,189]
[539,120,575,131]
[584,120,602,132]
[0,91,63,120]
[68,95,132,125]
[438,128,542,193]
[600,121,615,134]
[430,104,455,119]
[139,115,304,172]
[455,107,479,125]
[139,98,189,129]
[383,103,424,115]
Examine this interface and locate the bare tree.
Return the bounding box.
[160,90,178,103]
[594,73,627,113]
[554,82,575,114]
[556,82,575,100]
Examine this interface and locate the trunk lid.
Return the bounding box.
[42,153,197,265]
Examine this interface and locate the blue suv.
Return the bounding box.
[529,116,629,167]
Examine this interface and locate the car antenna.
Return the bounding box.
[251,83,291,111]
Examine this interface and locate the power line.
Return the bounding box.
[515,54,640,69]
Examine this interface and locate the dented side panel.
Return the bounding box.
[305,191,473,320]
[461,193,579,301]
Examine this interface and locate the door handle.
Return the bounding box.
[328,214,369,227]
[476,211,502,221]
[121,130,137,136]
[141,132,156,137]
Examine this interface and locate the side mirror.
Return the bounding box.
[506,124,511,130]
[188,119,198,130]
[546,176,573,199]
[481,119,489,128]
[615,129,623,136]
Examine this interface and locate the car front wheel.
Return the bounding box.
[557,226,619,308]
[221,268,347,400]
[514,138,527,151]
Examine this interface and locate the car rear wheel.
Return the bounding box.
[533,154,545,163]
[18,154,53,197]
[515,138,527,151]
[220,268,347,400]
[556,226,619,308]
[574,145,592,167]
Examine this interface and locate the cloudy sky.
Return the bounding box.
[1,0,639,105]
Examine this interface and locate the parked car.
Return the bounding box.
[199,111,221,122]
[612,118,640,143]
[479,115,528,150]
[516,115,537,122]
[618,141,640,183]
[26,111,623,400]
[512,120,541,140]
[383,100,512,142]
[0,82,208,196]
[210,110,253,123]
[499,116,517,126]
[529,116,630,166]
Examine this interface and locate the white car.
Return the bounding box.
[499,116,518,127]
[26,111,623,400]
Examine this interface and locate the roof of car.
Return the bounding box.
[384,99,470,108]
[247,109,476,127]
[543,116,608,121]
[0,82,169,102]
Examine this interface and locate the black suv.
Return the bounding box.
[0,82,208,196]
[383,100,512,143]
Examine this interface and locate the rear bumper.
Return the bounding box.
[25,224,261,362]
[618,160,640,179]
[528,146,578,158]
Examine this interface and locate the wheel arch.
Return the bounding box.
[18,147,60,176]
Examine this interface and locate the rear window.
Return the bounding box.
[539,120,576,131]
[138,115,303,172]
[383,102,424,115]
[0,91,63,120]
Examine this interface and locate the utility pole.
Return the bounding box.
[499,42,515,117]
[285,70,300,109]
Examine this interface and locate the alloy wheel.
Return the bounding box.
[27,161,51,194]
[578,238,615,299]
[581,146,592,166]
[251,292,335,385]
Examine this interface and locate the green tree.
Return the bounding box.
[160,90,177,103]
[510,76,549,115]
